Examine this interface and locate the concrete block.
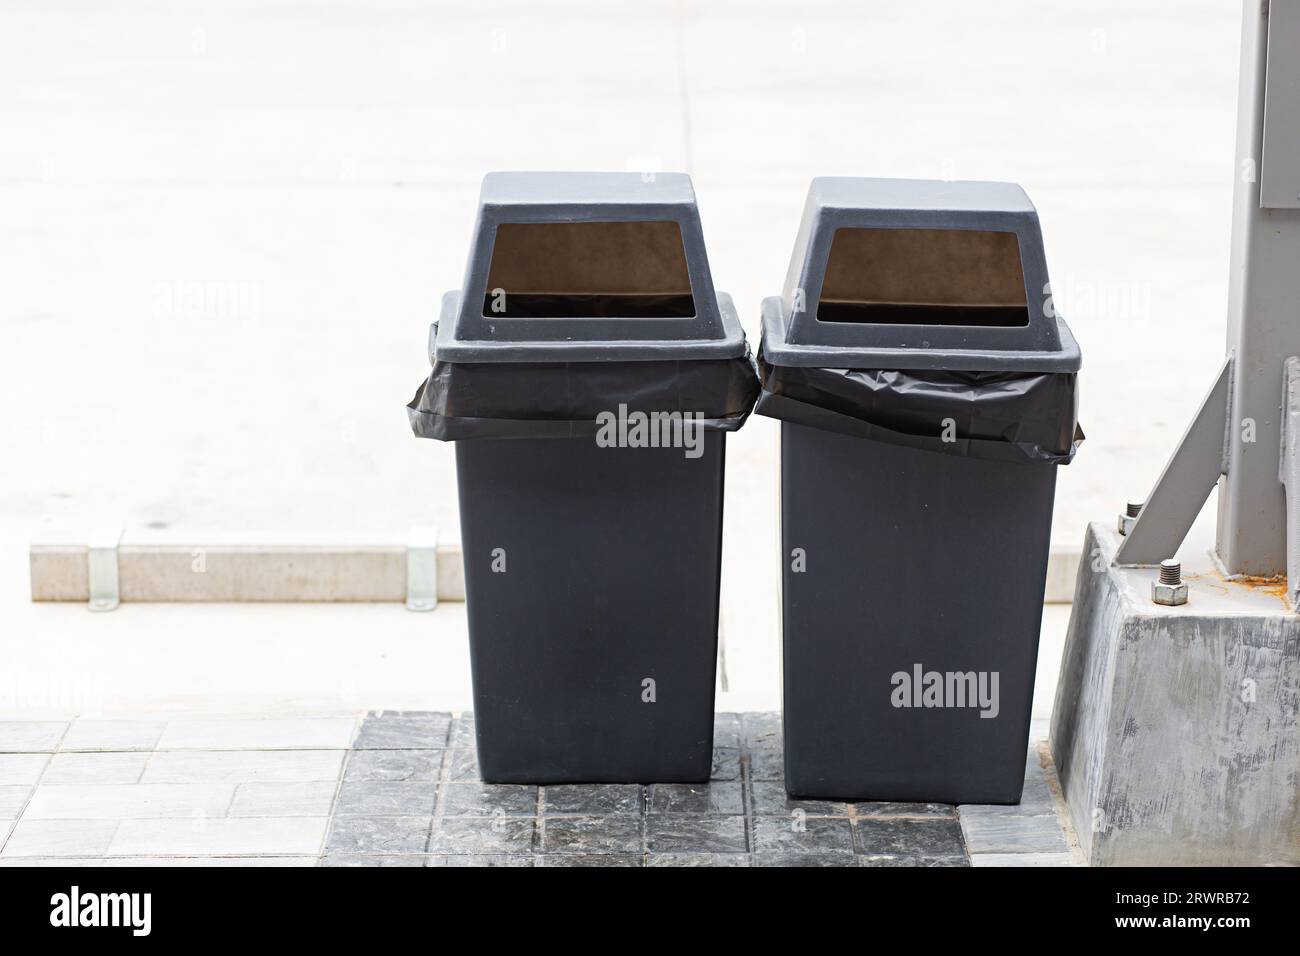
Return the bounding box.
[1051,523,1300,865]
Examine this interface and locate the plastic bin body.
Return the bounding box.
[458,434,725,783]
[780,422,1055,803]
[760,177,1081,805]
[410,172,757,783]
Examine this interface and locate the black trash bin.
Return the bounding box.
[756,178,1082,804]
[408,172,759,783]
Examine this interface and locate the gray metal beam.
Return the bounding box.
[1280,357,1300,603]
[1216,0,1300,576]
[1115,359,1230,566]
[1260,1,1300,209]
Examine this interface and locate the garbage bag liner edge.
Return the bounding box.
[407,350,762,441]
[755,342,1082,465]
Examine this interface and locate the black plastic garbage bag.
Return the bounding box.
[408,335,761,441]
[755,340,1082,465]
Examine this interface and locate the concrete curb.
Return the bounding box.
[30,531,465,604]
[30,534,1078,607]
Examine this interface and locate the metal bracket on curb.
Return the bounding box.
[406,526,439,612]
[87,527,123,612]
[1114,357,1232,566]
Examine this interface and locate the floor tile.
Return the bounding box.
[535,853,641,867]
[741,712,783,752]
[713,713,742,749]
[98,856,317,867]
[0,722,67,753]
[353,714,450,750]
[325,815,432,855]
[427,853,535,867]
[539,816,640,855]
[749,781,849,816]
[447,715,475,749]
[750,816,855,854]
[647,852,748,867]
[0,712,1080,866]
[1,819,118,857]
[42,752,149,785]
[0,857,109,867]
[853,818,967,857]
[959,809,1070,854]
[142,750,344,784]
[710,747,742,781]
[344,749,443,782]
[1013,775,1056,812]
[108,817,328,856]
[746,748,784,781]
[1025,746,1048,778]
[542,784,642,815]
[859,854,970,867]
[750,851,857,867]
[228,782,337,817]
[959,775,1056,816]
[0,754,48,786]
[969,852,1075,867]
[437,782,538,817]
[61,720,166,752]
[646,814,746,854]
[0,786,32,821]
[445,749,480,781]
[322,854,431,867]
[427,817,535,854]
[648,781,743,814]
[23,783,236,820]
[334,780,436,816]
[957,802,1057,821]
[157,718,355,751]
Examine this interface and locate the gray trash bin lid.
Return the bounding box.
[432,171,749,364]
[408,171,760,441]
[754,177,1082,464]
[761,177,1080,374]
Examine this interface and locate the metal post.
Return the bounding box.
[1216,0,1300,576]
[1053,0,1300,868]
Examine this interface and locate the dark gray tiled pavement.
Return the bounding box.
[320,711,979,867]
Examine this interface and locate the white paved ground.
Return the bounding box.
[2,3,1237,716]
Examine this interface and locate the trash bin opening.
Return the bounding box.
[482,221,696,319]
[816,227,1029,328]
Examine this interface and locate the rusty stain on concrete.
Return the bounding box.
[1204,569,1291,609]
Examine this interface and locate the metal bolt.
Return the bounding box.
[1118,500,1144,536]
[1152,558,1188,606]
